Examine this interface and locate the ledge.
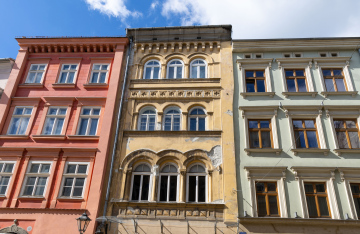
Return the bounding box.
[321,91,357,98]
[32,135,66,140]
[240,92,275,98]
[52,83,76,88]
[123,130,222,137]
[282,92,317,98]
[334,149,360,156]
[244,148,282,155]
[18,196,46,200]
[291,148,330,156]
[239,217,360,226]
[67,135,100,140]
[83,83,109,88]
[56,197,85,202]
[18,83,44,89]
[0,135,29,140]
[130,78,221,84]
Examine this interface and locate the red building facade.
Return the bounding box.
[0,37,128,233]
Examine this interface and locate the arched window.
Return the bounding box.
[190,59,207,78]
[143,60,161,79]
[138,108,156,131]
[187,164,207,203]
[130,164,152,201]
[163,108,181,131]
[167,60,183,79]
[158,164,178,202]
[189,107,206,131]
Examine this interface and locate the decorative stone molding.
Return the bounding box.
[129,90,221,99]
[134,42,220,54]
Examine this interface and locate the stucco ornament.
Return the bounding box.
[0,220,28,234]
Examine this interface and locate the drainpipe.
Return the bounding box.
[102,36,133,223]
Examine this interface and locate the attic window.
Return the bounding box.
[197,37,201,39]
[245,54,252,59]
[320,53,327,57]
[152,38,157,41]
[294,53,302,58]
[255,54,263,59]
[174,37,179,40]
[284,54,291,58]
[331,52,338,57]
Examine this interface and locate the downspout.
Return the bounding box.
[102,36,133,220]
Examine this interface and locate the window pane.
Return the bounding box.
[70,65,77,70]
[246,80,255,92]
[140,116,147,131]
[355,198,360,218]
[198,118,205,131]
[26,177,36,186]
[304,120,315,128]
[30,164,40,173]
[141,175,150,200]
[31,65,38,70]
[82,108,91,115]
[256,80,265,92]
[190,118,197,131]
[64,178,74,186]
[293,120,303,129]
[333,70,342,76]
[260,121,269,128]
[257,195,267,216]
[78,165,87,174]
[67,165,76,174]
[173,116,180,131]
[316,183,325,193]
[245,71,254,77]
[169,176,177,201]
[153,67,160,79]
[99,72,107,83]
[148,116,155,131]
[18,117,30,135]
[199,66,205,78]
[250,131,260,148]
[322,70,331,76]
[0,163,3,172]
[91,72,99,83]
[351,184,360,194]
[188,176,196,202]
[297,79,307,92]
[168,67,174,79]
[287,79,296,92]
[35,72,43,83]
[159,176,168,201]
[8,118,20,134]
[307,131,318,148]
[268,196,279,215]
[93,109,101,115]
[294,131,306,148]
[43,118,55,135]
[144,67,152,79]
[101,65,108,70]
[4,164,14,173]
[24,108,32,115]
[27,73,36,83]
[37,177,47,186]
[78,118,89,135]
[295,70,304,76]
[249,121,258,129]
[176,66,182,78]
[334,120,344,129]
[89,118,99,135]
[261,131,271,148]
[337,132,349,149]
[131,175,141,200]
[191,67,197,78]
[94,64,101,70]
[349,132,360,148]
[304,184,314,193]
[59,72,68,83]
[73,187,83,197]
[267,183,276,192]
[256,183,265,192]
[306,196,318,217]
[23,186,34,195]
[325,79,335,92]
[15,108,24,115]
[318,196,330,216]
[54,118,64,135]
[335,79,346,92]
[164,116,171,131]
[62,187,72,197]
[75,178,85,187]
[68,72,75,83]
[40,164,50,173]
[198,176,206,202]
[346,121,356,128]
[256,71,264,77]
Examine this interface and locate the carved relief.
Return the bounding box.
[129,90,221,99]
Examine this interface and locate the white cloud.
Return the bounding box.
[85,0,141,23]
[151,0,159,10]
[161,0,360,38]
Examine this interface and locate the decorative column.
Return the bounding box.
[123,169,133,200]
[184,64,189,78]
[208,170,213,202]
[132,113,139,130]
[179,169,186,202]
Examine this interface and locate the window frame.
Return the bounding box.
[129,163,153,202]
[20,161,52,198]
[166,59,184,79]
[284,69,308,93]
[339,168,360,220]
[58,162,90,199]
[7,106,33,135]
[186,163,208,203]
[157,163,179,202]
[303,182,332,218]
[188,107,207,131]
[162,107,181,131]
[248,119,273,149]
[0,161,16,197]
[333,119,360,149]
[321,68,347,92]
[245,70,267,93]
[255,181,281,217]
[89,63,110,84]
[138,107,157,131]
[42,106,68,135]
[143,60,161,80]
[76,106,101,136]
[25,64,47,84]
[189,59,207,79]
[292,119,320,149]
[57,64,79,84]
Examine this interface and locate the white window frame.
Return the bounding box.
[25,64,47,84]
[143,60,161,80]
[7,106,33,135]
[162,107,181,131]
[58,162,89,199]
[186,163,208,203]
[190,59,207,78]
[138,107,157,131]
[291,167,340,219]
[338,168,360,220]
[157,163,179,202]
[76,106,101,136]
[129,163,153,202]
[166,59,184,79]
[42,106,67,135]
[58,64,78,84]
[244,167,288,218]
[89,63,110,84]
[188,107,207,131]
[0,161,16,197]
[21,161,52,197]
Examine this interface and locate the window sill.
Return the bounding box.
[244,148,282,155]
[18,83,44,88]
[32,135,66,140]
[18,196,45,200]
[67,135,100,140]
[0,135,29,139]
[57,197,85,201]
[52,83,76,88]
[282,92,317,98]
[291,148,330,156]
[83,83,108,88]
[321,91,357,98]
[240,92,275,98]
[123,130,222,137]
[334,149,360,156]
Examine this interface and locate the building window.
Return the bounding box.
[139,108,156,131]
[304,182,331,218]
[159,164,178,202]
[0,162,15,196]
[131,164,152,201]
[42,107,67,135]
[22,162,51,197]
[293,120,318,148]
[143,60,160,79]
[350,183,360,218]
[256,182,280,217]
[285,69,307,92]
[167,60,183,79]
[77,107,101,135]
[25,64,46,84]
[163,108,180,131]
[187,164,206,203]
[248,120,272,148]
[245,70,266,93]
[90,64,109,83]
[190,59,206,78]
[60,163,88,198]
[334,120,360,149]
[189,107,206,131]
[58,64,78,83]
[322,69,346,92]
[7,107,33,135]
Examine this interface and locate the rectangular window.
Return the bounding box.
[42,107,67,135]
[322,69,346,92]
[90,64,109,83]
[25,64,46,84]
[77,107,101,136]
[293,120,318,148]
[187,175,206,202]
[22,162,51,197]
[60,163,88,198]
[58,64,78,83]
[248,120,272,148]
[285,69,307,92]
[0,162,15,196]
[256,182,280,217]
[334,120,360,149]
[131,174,150,201]
[304,182,331,218]
[350,183,360,218]
[245,70,266,93]
[7,107,33,135]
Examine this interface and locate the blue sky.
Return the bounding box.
[2,0,360,59]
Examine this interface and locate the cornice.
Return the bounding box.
[134,41,221,54]
[129,89,221,99]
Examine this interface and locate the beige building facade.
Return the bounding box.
[102,25,239,233]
